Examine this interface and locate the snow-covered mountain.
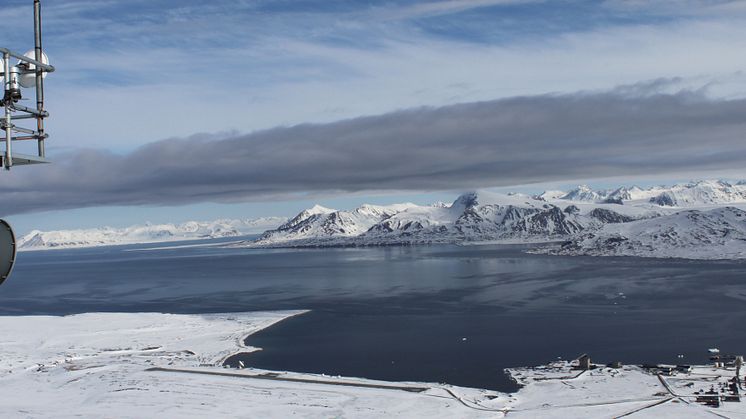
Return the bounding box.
[18,217,287,250]
[255,203,420,246]
[560,185,608,202]
[645,180,746,207]
[28,179,746,259]
[247,180,746,259]
[250,190,658,247]
[605,186,650,201]
[553,180,746,207]
[548,207,746,259]
[534,190,566,201]
[363,191,596,244]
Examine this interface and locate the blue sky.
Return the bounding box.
[4,0,746,234]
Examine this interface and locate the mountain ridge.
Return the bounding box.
[18,217,288,251]
[23,180,746,259]
[245,180,746,259]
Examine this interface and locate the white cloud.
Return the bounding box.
[378,0,544,20]
[5,0,746,155]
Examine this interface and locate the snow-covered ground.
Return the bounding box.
[1,311,742,418]
[17,217,287,251]
[0,311,507,418]
[505,360,746,418]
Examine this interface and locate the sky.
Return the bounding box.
[3,0,746,234]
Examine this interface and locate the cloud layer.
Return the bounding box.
[2,89,746,215]
[6,0,746,151]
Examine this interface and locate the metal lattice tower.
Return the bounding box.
[0,0,55,170]
[0,0,55,286]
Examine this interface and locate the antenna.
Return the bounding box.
[0,0,54,286]
[1,0,55,170]
[0,220,16,287]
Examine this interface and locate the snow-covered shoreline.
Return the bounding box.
[0,311,506,418]
[2,311,743,417]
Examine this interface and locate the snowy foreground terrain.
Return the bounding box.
[247,180,746,259]
[17,217,287,251]
[1,311,743,418]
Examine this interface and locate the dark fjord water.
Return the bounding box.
[3,237,746,391]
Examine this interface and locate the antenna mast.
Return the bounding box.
[0,0,55,170]
[0,0,55,286]
[34,0,46,158]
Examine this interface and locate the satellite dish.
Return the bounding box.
[17,50,49,88]
[0,220,15,286]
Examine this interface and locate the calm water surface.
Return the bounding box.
[3,238,746,391]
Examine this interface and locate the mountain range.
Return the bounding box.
[22,180,746,259]
[547,206,746,259]
[247,180,746,259]
[18,217,287,250]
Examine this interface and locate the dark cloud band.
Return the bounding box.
[2,90,745,215]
